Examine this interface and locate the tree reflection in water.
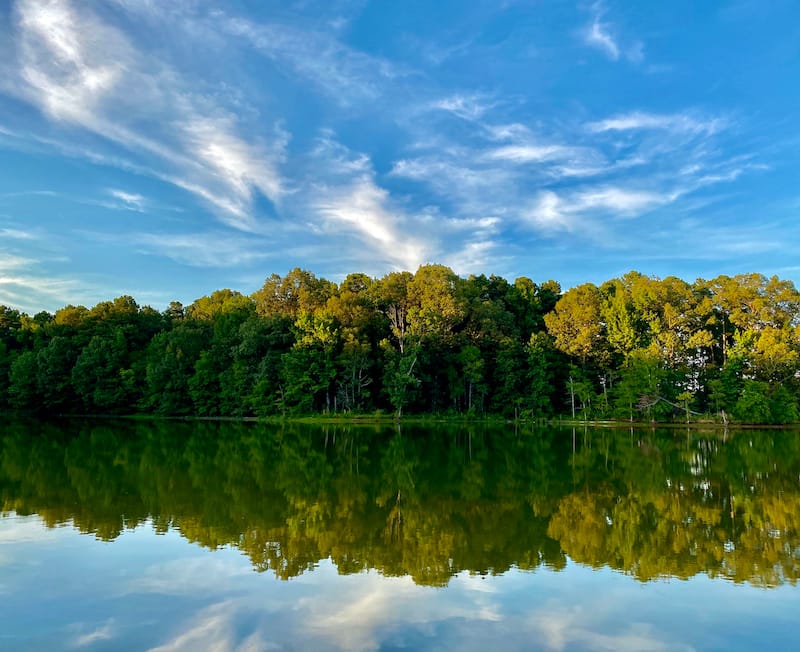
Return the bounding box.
[1,419,798,587]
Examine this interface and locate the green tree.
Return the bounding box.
[8,350,39,409]
[456,344,485,413]
[253,269,336,319]
[36,335,79,412]
[544,283,605,366]
[72,330,137,413]
[371,271,414,354]
[281,311,341,413]
[143,324,208,414]
[407,264,466,340]
[527,332,554,417]
[383,344,420,417]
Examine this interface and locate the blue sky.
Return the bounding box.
[1,0,799,313]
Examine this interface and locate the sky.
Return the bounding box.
[1,0,799,313]
[4,515,798,651]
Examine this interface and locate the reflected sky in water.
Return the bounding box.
[2,513,798,652]
[2,419,800,650]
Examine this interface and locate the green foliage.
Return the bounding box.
[383,344,420,417]
[708,356,746,412]
[72,329,139,413]
[527,332,554,417]
[734,381,799,424]
[37,336,80,411]
[612,351,666,420]
[1,268,798,423]
[544,283,605,365]
[601,280,638,358]
[8,350,38,409]
[143,324,208,414]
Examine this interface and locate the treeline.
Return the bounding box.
[1,266,799,422]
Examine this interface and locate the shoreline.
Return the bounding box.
[4,411,799,430]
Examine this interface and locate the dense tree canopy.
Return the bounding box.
[1,267,799,423]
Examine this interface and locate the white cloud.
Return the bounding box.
[486,141,612,179]
[430,94,496,121]
[130,232,274,268]
[586,16,620,60]
[523,185,674,234]
[313,175,429,271]
[526,190,572,231]
[392,90,757,260]
[442,239,507,277]
[72,620,115,648]
[0,273,90,309]
[0,0,771,287]
[577,186,673,214]
[222,15,398,105]
[587,111,725,135]
[0,253,36,270]
[108,189,145,211]
[4,0,285,230]
[527,603,695,652]
[582,5,644,64]
[180,115,284,206]
[128,557,252,597]
[0,514,67,543]
[14,0,126,124]
[0,249,124,313]
[487,144,575,164]
[147,601,251,652]
[391,155,515,207]
[0,227,37,240]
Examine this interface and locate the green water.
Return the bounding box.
[1,419,799,650]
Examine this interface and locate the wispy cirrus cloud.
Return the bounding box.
[528,603,693,652]
[524,186,676,233]
[222,16,399,106]
[586,14,620,60]
[108,189,145,211]
[309,141,431,271]
[441,239,510,277]
[0,233,134,312]
[429,94,497,121]
[0,230,114,313]
[0,227,37,240]
[2,0,286,231]
[0,271,94,313]
[391,153,516,215]
[582,4,644,63]
[487,143,582,164]
[0,253,37,272]
[71,619,115,648]
[0,0,785,307]
[390,95,751,253]
[121,231,275,268]
[587,111,726,135]
[302,133,518,277]
[2,186,155,214]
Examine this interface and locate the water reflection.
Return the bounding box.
[2,419,799,587]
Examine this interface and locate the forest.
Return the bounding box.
[1,265,799,423]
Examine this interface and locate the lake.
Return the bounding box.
[1,419,799,651]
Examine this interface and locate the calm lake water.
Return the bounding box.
[1,419,799,651]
